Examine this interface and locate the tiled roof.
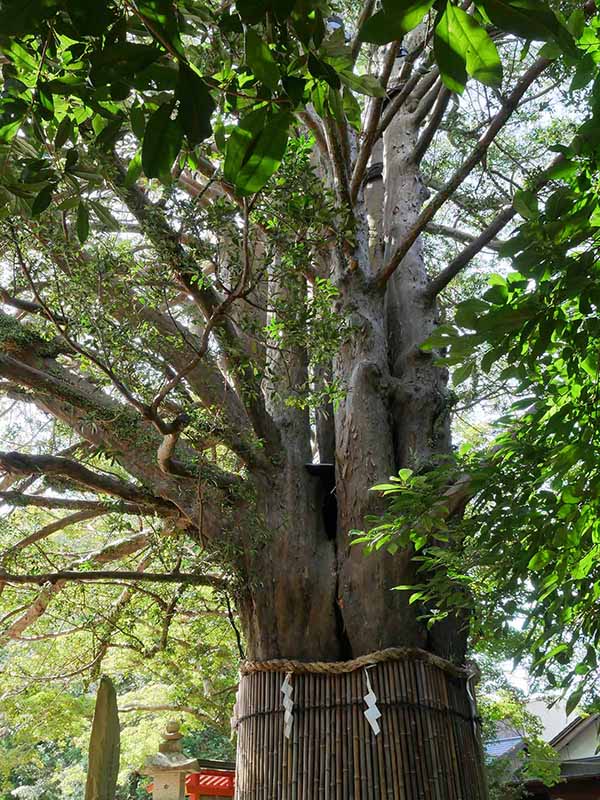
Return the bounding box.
[485,736,525,758]
[561,755,600,779]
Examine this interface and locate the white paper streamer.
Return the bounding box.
[363,668,382,735]
[281,673,294,739]
[466,673,478,737]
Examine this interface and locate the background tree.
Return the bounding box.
[0,0,597,795]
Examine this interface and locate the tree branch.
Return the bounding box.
[377,62,437,139]
[1,286,65,321]
[0,329,242,500]
[379,56,550,285]
[424,152,567,299]
[350,42,399,202]
[0,451,174,512]
[0,491,153,515]
[425,221,504,251]
[350,0,376,63]
[300,110,328,156]
[413,87,452,164]
[106,153,281,457]
[118,703,216,722]
[0,570,227,587]
[2,509,103,557]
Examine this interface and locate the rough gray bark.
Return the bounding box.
[232,93,460,665]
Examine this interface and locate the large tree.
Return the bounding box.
[0,0,596,795]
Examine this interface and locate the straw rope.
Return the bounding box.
[240,646,468,679]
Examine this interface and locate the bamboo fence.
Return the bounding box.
[234,649,487,800]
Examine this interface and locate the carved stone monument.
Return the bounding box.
[142,720,199,800]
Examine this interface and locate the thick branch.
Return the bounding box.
[0,338,241,502]
[350,42,399,202]
[300,110,328,156]
[424,208,515,298]
[0,451,174,512]
[130,303,261,467]
[1,287,65,321]
[106,153,280,457]
[350,0,376,62]
[379,56,550,284]
[413,87,452,164]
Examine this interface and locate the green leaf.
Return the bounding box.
[307,53,340,89]
[565,685,584,717]
[89,43,162,79]
[66,0,117,35]
[339,71,385,97]
[513,189,539,219]
[124,151,143,188]
[142,102,183,179]
[545,159,578,181]
[57,196,79,212]
[528,549,552,570]
[327,86,345,126]
[236,0,269,24]
[476,0,562,42]
[245,29,280,90]
[0,101,26,143]
[358,10,403,44]
[137,0,185,57]
[343,88,362,130]
[359,0,435,44]
[435,5,502,92]
[434,7,467,94]
[567,8,585,39]
[76,201,89,243]
[223,108,267,184]
[452,361,475,386]
[538,41,561,59]
[455,298,490,328]
[224,109,291,196]
[54,117,73,149]
[90,200,120,231]
[5,40,38,71]
[31,184,53,216]
[130,106,145,140]
[176,65,215,146]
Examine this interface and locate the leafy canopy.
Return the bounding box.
[0,0,578,223]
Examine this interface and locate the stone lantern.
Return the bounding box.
[142,720,199,800]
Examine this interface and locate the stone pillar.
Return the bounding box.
[142,721,199,800]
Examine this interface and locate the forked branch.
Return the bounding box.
[379,56,551,285]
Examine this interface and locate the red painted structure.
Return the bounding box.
[146,768,235,799]
[186,770,235,799]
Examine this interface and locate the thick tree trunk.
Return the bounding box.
[234,99,485,796]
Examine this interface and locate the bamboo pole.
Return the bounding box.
[235,653,486,800]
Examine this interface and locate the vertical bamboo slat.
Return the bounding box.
[235,656,487,800]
